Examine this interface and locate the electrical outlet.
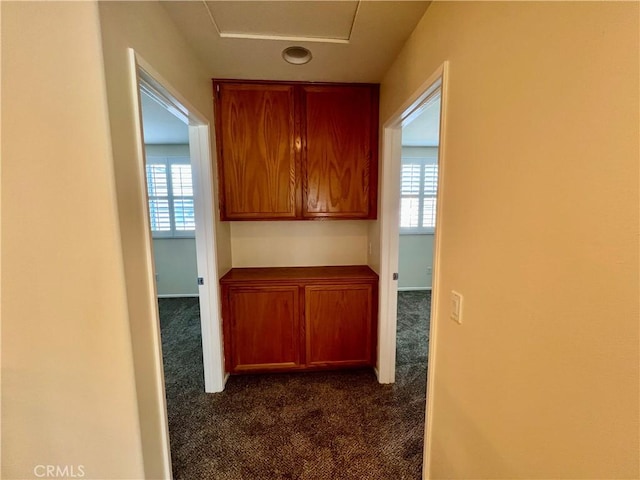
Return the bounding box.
[426,267,433,275]
[451,290,463,324]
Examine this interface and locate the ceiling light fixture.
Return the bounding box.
[282,46,312,65]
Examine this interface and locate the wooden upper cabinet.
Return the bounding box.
[213,80,379,220]
[302,85,378,219]
[214,82,298,220]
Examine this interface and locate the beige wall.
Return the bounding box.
[231,221,369,267]
[98,1,232,477]
[377,2,639,478]
[1,2,144,479]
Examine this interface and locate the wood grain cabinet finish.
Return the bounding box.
[215,83,298,219]
[213,80,378,220]
[302,85,377,218]
[226,286,300,372]
[305,284,373,367]
[220,266,378,374]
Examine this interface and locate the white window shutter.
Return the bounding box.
[400,156,438,233]
[146,157,195,236]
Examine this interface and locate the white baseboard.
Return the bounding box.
[398,287,432,292]
[157,294,199,298]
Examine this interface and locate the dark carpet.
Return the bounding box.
[159,290,430,480]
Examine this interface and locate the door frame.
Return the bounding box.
[129,50,226,394]
[376,62,449,477]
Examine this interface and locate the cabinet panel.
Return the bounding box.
[221,266,378,375]
[305,284,373,366]
[213,80,378,220]
[227,286,300,372]
[216,83,298,219]
[302,85,377,218]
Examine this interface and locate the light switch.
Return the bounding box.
[451,290,463,324]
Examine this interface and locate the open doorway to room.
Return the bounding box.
[394,88,441,462]
[377,62,448,476]
[396,89,440,367]
[139,87,204,399]
[129,54,226,479]
[132,58,225,401]
[141,89,197,299]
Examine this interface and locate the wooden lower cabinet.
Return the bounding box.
[220,266,378,374]
[227,286,300,372]
[305,285,372,367]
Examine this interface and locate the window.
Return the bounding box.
[145,156,195,237]
[400,156,438,233]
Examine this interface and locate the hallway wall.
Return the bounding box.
[376,2,639,478]
[1,3,144,478]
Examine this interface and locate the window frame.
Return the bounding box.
[399,154,438,235]
[145,155,196,239]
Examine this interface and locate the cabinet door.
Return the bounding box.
[305,284,373,367]
[302,85,378,219]
[215,83,298,219]
[227,286,301,372]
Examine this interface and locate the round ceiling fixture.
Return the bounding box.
[282,46,312,65]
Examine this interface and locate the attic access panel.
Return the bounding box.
[205,0,359,42]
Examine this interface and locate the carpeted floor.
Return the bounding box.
[159,290,430,480]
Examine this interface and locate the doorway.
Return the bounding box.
[377,62,448,476]
[132,54,226,396]
[396,88,440,366]
[139,86,206,405]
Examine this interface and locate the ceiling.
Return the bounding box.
[206,1,358,41]
[161,1,430,82]
[142,2,431,144]
[402,93,440,147]
[140,91,189,145]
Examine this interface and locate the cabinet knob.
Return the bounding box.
[295,137,302,152]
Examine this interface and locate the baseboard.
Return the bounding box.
[157,294,199,298]
[397,287,432,292]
